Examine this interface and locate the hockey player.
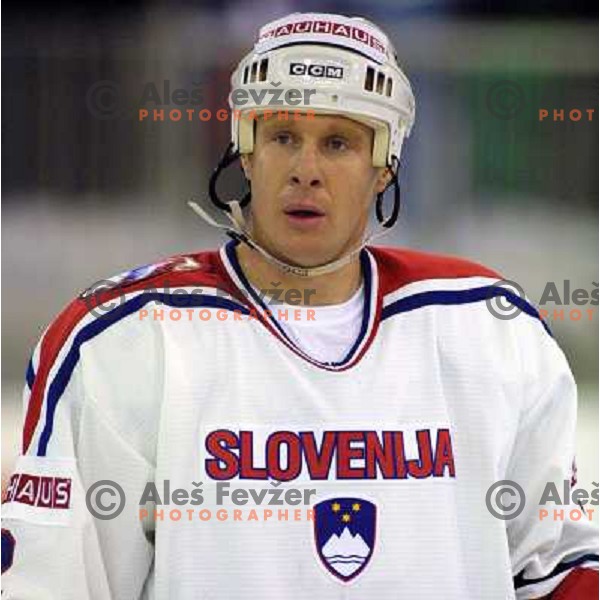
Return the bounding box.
[2,12,598,599]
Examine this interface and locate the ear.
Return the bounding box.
[240,154,252,181]
[375,166,393,194]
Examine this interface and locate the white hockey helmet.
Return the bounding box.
[229,12,416,168]
[188,12,416,277]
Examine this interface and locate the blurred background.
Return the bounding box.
[2,0,598,516]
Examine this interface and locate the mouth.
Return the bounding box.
[285,209,324,218]
[283,205,327,229]
[284,204,326,219]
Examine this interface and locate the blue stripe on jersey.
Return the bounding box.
[381,287,552,336]
[26,358,35,391]
[224,240,374,368]
[513,553,599,589]
[36,293,249,456]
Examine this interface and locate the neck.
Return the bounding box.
[235,243,363,306]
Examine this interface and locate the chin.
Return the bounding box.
[274,238,343,269]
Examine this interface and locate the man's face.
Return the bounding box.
[241,114,389,268]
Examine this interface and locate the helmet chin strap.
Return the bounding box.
[187,198,392,278]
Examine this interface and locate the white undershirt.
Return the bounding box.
[259,283,365,364]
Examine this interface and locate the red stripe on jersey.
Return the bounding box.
[22,298,89,453]
[369,245,501,298]
[550,568,599,599]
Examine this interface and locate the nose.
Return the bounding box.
[289,141,323,189]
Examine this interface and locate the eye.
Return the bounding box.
[326,136,349,151]
[273,131,293,145]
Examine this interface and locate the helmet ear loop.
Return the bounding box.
[375,155,401,229]
[239,162,252,208]
[209,142,252,213]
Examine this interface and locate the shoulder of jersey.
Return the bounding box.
[31,250,235,363]
[22,252,232,457]
[74,249,238,317]
[369,245,502,295]
[81,250,230,295]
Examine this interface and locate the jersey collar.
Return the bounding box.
[219,240,381,372]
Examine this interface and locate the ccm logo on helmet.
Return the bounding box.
[289,63,344,79]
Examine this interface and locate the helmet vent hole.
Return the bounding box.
[243,66,249,84]
[259,59,268,82]
[364,66,374,91]
[386,78,393,97]
[376,72,385,94]
[250,62,258,82]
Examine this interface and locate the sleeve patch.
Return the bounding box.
[2,456,76,526]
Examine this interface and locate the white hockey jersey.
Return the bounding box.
[2,241,598,599]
